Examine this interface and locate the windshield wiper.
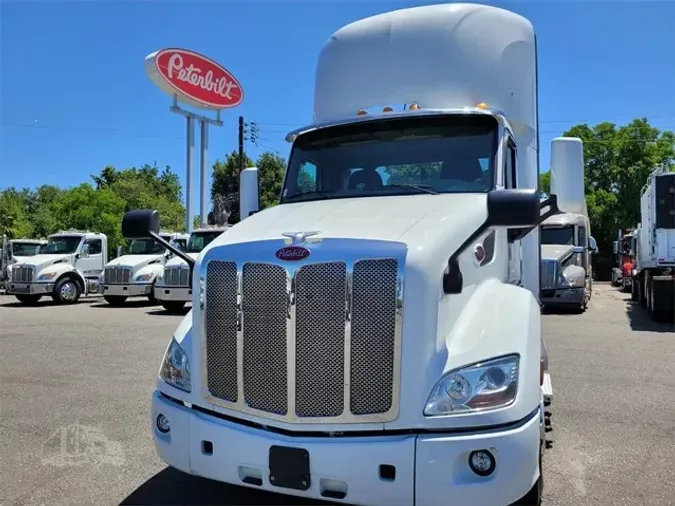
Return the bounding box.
[283,190,332,202]
[383,183,440,195]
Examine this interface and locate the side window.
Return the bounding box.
[505,140,517,189]
[297,161,317,192]
[86,239,102,255]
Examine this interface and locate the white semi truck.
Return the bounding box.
[101,232,188,306]
[1,236,48,291]
[121,4,587,505]
[6,230,108,304]
[154,226,228,313]
[630,166,675,322]
[540,138,598,312]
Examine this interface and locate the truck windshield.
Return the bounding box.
[46,236,82,254]
[281,115,498,203]
[128,238,166,255]
[541,226,575,245]
[186,231,222,253]
[12,242,41,256]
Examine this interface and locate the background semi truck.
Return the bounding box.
[1,236,47,291]
[540,137,598,312]
[154,226,227,313]
[630,166,675,322]
[124,4,587,505]
[102,232,188,306]
[6,229,108,304]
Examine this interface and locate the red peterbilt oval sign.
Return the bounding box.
[144,48,243,110]
[275,246,311,261]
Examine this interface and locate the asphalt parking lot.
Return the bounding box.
[0,282,673,506]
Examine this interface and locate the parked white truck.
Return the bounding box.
[101,232,188,306]
[540,138,598,312]
[1,236,48,291]
[6,230,107,304]
[121,4,587,505]
[630,166,675,322]
[154,226,228,313]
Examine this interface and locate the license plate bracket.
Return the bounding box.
[269,445,310,491]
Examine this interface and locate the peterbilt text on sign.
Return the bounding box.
[145,48,243,110]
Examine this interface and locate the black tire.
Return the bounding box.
[53,277,81,304]
[104,295,127,306]
[148,281,160,305]
[631,278,639,301]
[15,294,42,305]
[161,301,186,314]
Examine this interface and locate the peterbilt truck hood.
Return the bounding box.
[17,254,70,269]
[164,252,199,268]
[207,194,489,251]
[541,244,576,262]
[106,255,164,269]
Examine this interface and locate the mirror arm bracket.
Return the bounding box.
[148,232,196,281]
[443,219,491,295]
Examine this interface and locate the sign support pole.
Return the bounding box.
[170,95,223,233]
[200,120,209,228]
[185,116,194,233]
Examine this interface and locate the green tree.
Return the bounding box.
[256,151,287,210]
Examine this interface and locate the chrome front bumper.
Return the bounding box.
[7,282,54,295]
[541,287,584,306]
[103,283,152,297]
[155,286,191,302]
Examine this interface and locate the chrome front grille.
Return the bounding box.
[540,259,558,290]
[104,266,131,284]
[12,265,34,283]
[164,267,190,287]
[203,250,403,424]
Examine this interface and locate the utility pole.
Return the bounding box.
[238,116,244,173]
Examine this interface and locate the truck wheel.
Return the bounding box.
[53,277,81,304]
[104,295,127,306]
[148,281,159,305]
[15,294,42,305]
[161,301,186,314]
[631,278,639,302]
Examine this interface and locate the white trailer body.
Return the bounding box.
[7,231,107,304]
[154,226,228,312]
[141,4,583,505]
[632,167,675,321]
[101,232,188,306]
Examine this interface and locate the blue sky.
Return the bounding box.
[1,0,674,211]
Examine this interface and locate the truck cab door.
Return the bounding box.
[78,239,104,277]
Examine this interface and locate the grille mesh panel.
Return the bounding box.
[350,259,398,415]
[12,266,34,283]
[295,262,346,417]
[105,267,131,284]
[242,263,288,415]
[205,261,238,402]
[540,260,557,290]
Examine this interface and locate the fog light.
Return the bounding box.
[468,450,496,476]
[156,414,170,434]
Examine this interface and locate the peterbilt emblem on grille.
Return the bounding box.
[276,246,310,261]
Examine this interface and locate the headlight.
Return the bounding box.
[135,273,154,282]
[160,337,191,392]
[37,272,57,281]
[558,273,584,288]
[424,355,519,416]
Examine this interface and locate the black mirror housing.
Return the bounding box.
[486,189,540,228]
[122,210,160,239]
